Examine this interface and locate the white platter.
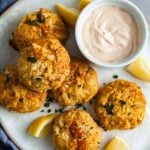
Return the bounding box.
[0,0,150,150]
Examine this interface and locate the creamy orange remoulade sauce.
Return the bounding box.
[82,6,139,62]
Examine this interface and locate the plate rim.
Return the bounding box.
[0,0,26,149]
[0,118,24,149]
[0,0,24,20]
[0,0,150,150]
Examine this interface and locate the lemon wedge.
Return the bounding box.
[79,0,92,10]
[27,113,57,138]
[56,4,80,27]
[105,136,130,150]
[126,56,150,82]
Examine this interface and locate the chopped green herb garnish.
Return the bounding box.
[112,75,118,79]
[69,76,74,80]
[97,141,101,144]
[46,96,53,103]
[128,112,131,115]
[35,77,41,82]
[55,109,58,113]
[44,103,50,107]
[75,103,83,108]
[119,100,126,105]
[36,13,45,23]
[27,57,37,63]
[103,83,106,85]
[90,127,94,129]
[104,103,114,115]
[48,109,51,113]
[19,98,24,102]
[41,110,44,112]
[25,20,39,26]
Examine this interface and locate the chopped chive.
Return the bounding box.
[112,75,118,79]
[35,77,41,82]
[36,12,45,23]
[128,112,131,115]
[25,20,39,26]
[41,110,44,112]
[119,100,126,105]
[46,97,53,103]
[27,57,37,63]
[48,109,51,113]
[104,103,114,115]
[75,103,83,108]
[44,103,50,107]
[97,141,101,144]
[69,76,74,80]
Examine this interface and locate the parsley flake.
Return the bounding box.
[35,77,41,82]
[25,20,39,26]
[119,100,126,105]
[104,103,114,115]
[27,57,37,63]
[112,75,118,79]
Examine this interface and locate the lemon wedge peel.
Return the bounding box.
[105,136,130,150]
[56,4,80,27]
[126,56,150,82]
[27,113,57,138]
[79,0,92,10]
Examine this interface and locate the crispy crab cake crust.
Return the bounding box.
[52,59,99,106]
[52,109,102,150]
[17,38,70,93]
[0,65,47,113]
[10,8,68,50]
[18,39,70,92]
[95,80,146,130]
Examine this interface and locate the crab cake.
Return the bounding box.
[95,79,146,130]
[52,59,99,106]
[52,109,102,150]
[17,38,70,93]
[0,65,47,113]
[10,8,68,51]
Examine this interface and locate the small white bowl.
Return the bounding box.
[75,0,148,68]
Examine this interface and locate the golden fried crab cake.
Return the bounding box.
[0,65,47,113]
[52,109,102,150]
[17,38,70,93]
[95,79,146,130]
[10,8,68,50]
[52,59,99,106]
